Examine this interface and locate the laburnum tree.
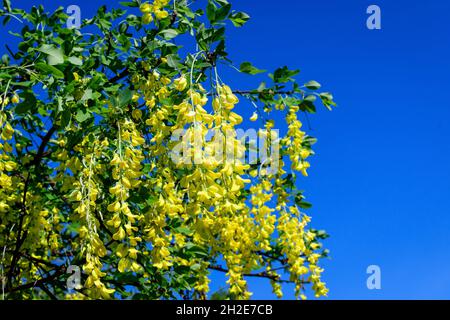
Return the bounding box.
[0,0,336,300]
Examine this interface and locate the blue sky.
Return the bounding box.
[2,0,450,299]
[216,0,450,299]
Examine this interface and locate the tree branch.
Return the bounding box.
[28,125,57,168]
[5,266,66,294]
[233,90,294,96]
[7,125,58,289]
[208,265,300,284]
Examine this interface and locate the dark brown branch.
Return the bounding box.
[39,283,58,300]
[258,251,288,264]
[232,90,294,96]
[28,125,57,167]
[22,252,58,269]
[6,209,28,289]
[7,125,58,289]
[5,266,66,294]
[206,90,295,97]
[29,258,59,300]
[208,265,301,284]
[109,68,130,83]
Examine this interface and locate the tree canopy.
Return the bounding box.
[0,0,335,300]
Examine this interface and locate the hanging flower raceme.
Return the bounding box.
[0,116,17,216]
[69,136,114,299]
[283,105,312,176]
[107,120,145,274]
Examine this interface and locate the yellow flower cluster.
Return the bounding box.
[183,84,258,298]
[283,105,311,176]
[0,91,19,108]
[137,77,265,298]
[107,120,144,273]
[70,136,114,299]
[249,180,276,252]
[0,117,16,215]
[136,75,328,299]
[277,206,328,298]
[2,63,328,300]
[140,0,170,24]
[0,113,28,262]
[0,107,69,291]
[131,72,180,272]
[145,169,177,270]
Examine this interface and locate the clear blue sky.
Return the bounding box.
[3,0,450,299]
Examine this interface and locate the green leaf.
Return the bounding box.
[298,201,313,209]
[300,98,316,113]
[80,89,93,102]
[184,243,208,257]
[209,27,225,43]
[304,95,317,103]
[190,263,201,271]
[15,91,37,114]
[2,15,11,26]
[319,92,336,111]
[66,222,81,234]
[270,66,299,83]
[214,3,231,22]
[35,62,65,79]
[206,1,216,23]
[99,18,112,30]
[60,108,71,128]
[37,44,64,65]
[0,73,12,80]
[3,0,11,12]
[119,1,138,7]
[304,80,321,90]
[67,56,82,66]
[11,81,33,87]
[166,54,179,68]
[229,11,250,27]
[175,226,193,236]
[319,92,334,101]
[159,29,178,40]
[239,61,266,75]
[75,109,91,123]
[88,74,105,90]
[1,54,9,65]
[119,89,132,108]
[316,230,330,240]
[215,0,229,5]
[303,136,318,146]
[257,82,266,92]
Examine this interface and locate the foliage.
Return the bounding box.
[0,0,335,300]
